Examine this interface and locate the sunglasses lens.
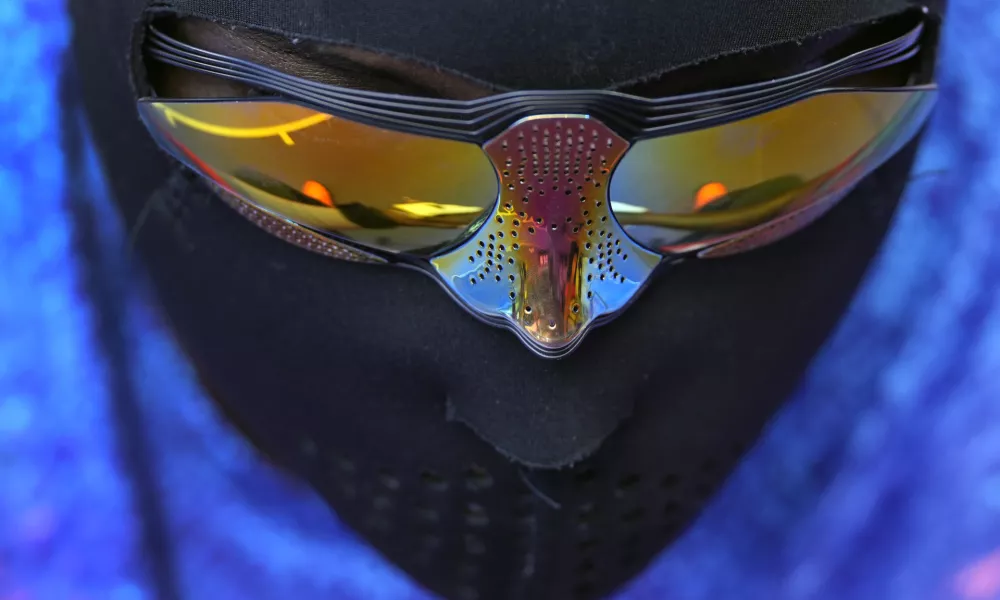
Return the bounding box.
[138,100,499,255]
[609,90,936,251]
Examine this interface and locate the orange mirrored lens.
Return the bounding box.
[610,89,936,250]
[138,100,499,255]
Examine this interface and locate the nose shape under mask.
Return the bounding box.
[432,116,662,358]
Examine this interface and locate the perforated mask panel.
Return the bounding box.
[432,116,661,358]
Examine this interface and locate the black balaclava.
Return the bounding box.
[71,1,944,598]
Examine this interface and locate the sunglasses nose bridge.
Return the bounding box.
[431,115,661,357]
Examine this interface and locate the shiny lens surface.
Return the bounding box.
[138,100,499,255]
[610,89,936,251]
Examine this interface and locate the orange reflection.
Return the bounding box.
[695,182,728,210]
[301,180,333,207]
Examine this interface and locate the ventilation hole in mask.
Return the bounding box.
[660,519,683,539]
[577,537,600,552]
[573,582,595,598]
[661,473,679,490]
[459,563,481,580]
[700,459,719,475]
[577,558,596,575]
[456,585,480,600]
[340,483,357,499]
[299,438,318,457]
[621,507,646,524]
[420,469,449,492]
[415,506,440,523]
[619,532,643,569]
[363,514,391,534]
[515,496,539,552]
[378,469,401,491]
[422,534,443,551]
[464,533,487,556]
[515,514,538,546]
[331,455,358,499]
[694,482,713,499]
[574,467,597,486]
[615,473,641,496]
[413,553,433,567]
[620,547,641,569]
[464,503,490,528]
[663,499,681,517]
[576,503,596,524]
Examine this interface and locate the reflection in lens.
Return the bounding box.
[231,169,402,229]
[615,175,809,232]
[300,180,334,206]
[694,182,729,210]
[610,89,937,251]
[138,100,499,255]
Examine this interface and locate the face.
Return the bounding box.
[72,3,939,599]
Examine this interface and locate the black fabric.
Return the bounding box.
[145,0,927,90]
[70,0,942,598]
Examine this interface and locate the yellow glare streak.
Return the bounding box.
[392,201,484,218]
[155,104,332,146]
[609,201,650,214]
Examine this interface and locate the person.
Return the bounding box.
[70,0,946,598]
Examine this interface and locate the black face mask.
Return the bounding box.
[70,0,944,598]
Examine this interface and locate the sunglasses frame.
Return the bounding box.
[136,15,939,357]
[143,18,930,142]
